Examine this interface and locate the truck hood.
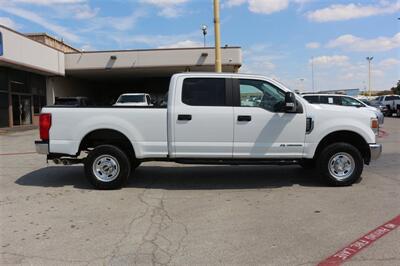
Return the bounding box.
[312,104,376,118]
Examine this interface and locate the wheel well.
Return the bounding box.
[79,129,135,159]
[314,131,371,164]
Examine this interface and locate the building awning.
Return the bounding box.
[65,47,242,79]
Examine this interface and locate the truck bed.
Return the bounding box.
[43,106,168,158]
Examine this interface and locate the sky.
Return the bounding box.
[0,0,399,92]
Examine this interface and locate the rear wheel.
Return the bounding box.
[84,145,131,189]
[317,142,363,186]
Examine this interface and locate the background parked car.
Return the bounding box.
[302,94,384,124]
[362,99,390,117]
[113,93,152,107]
[54,97,94,107]
[370,95,400,117]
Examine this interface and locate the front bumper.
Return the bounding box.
[369,144,382,160]
[35,140,49,154]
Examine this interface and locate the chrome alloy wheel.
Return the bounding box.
[92,154,120,182]
[328,152,355,181]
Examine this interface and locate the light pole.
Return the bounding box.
[366,56,373,97]
[213,0,222,72]
[299,78,305,92]
[201,25,207,47]
[311,57,315,92]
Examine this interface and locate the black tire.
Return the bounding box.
[299,159,316,169]
[317,142,363,186]
[132,160,141,169]
[84,145,131,189]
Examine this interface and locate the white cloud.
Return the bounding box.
[140,0,189,18]
[224,0,246,7]
[159,40,203,48]
[240,44,281,75]
[224,0,312,13]
[306,42,320,49]
[248,0,289,14]
[0,5,80,42]
[13,0,85,4]
[307,2,400,22]
[69,4,99,19]
[111,31,200,48]
[311,55,349,66]
[378,58,400,69]
[0,17,20,29]
[106,10,145,31]
[80,43,94,51]
[326,33,400,52]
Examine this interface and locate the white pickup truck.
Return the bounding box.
[35,73,382,189]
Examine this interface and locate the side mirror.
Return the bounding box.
[284,91,297,113]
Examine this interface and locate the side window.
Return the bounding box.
[320,96,340,105]
[386,96,400,101]
[341,97,362,107]
[239,79,285,112]
[303,96,319,103]
[182,78,226,106]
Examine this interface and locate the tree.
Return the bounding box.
[391,80,400,95]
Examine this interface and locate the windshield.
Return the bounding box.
[360,99,371,105]
[117,95,145,103]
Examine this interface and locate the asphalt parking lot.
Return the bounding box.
[0,118,399,266]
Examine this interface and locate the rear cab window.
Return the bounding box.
[303,95,319,104]
[320,96,341,105]
[182,78,227,106]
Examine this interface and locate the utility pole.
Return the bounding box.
[311,57,315,92]
[213,0,222,72]
[366,56,373,97]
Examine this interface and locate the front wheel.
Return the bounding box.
[317,142,363,186]
[84,145,131,189]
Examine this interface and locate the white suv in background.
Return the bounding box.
[302,94,384,125]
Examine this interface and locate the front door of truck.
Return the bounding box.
[172,77,234,158]
[233,79,306,158]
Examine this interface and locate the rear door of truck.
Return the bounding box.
[170,76,234,158]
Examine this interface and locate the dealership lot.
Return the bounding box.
[0,119,399,265]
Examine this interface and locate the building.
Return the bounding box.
[0,25,242,128]
[318,88,360,96]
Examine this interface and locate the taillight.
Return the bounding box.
[39,113,51,140]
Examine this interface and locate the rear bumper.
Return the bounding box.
[35,140,49,154]
[369,144,382,160]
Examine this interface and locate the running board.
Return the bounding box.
[174,159,300,165]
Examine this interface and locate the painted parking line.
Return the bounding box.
[0,151,36,156]
[318,214,400,266]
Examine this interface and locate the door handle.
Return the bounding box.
[178,114,192,121]
[237,115,251,122]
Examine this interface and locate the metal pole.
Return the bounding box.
[213,0,222,72]
[368,60,371,97]
[311,57,315,92]
[366,57,373,97]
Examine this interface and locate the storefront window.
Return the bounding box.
[0,92,9,127]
